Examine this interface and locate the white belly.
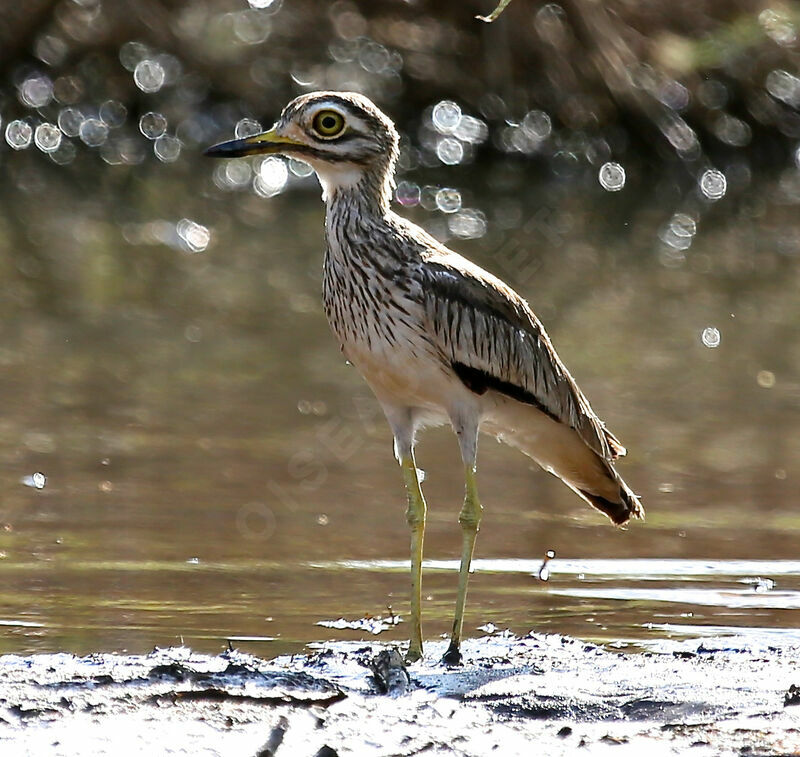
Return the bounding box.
[335,312,454,415]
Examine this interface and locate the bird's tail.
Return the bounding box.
[484,403,644,526]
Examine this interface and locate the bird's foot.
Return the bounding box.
[405,643,423,664]
[441,642,462,667]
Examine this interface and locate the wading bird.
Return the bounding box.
[206,92,643,665]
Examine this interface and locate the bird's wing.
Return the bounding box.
[420,250,625,461]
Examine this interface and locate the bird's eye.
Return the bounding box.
[312,110,346,138]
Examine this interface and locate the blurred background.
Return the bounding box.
[1,0,800,657]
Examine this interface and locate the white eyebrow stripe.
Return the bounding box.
[302,102,372,136]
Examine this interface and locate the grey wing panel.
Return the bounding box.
[422,261,617,460]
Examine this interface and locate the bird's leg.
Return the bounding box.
[443,462,483,666]
[400,453,426,663]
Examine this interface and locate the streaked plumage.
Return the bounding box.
[206,91,643,665]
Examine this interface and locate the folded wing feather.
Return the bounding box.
[420,251,626,463]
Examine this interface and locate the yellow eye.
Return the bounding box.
[312,110,345,138]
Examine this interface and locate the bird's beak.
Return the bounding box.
[204,127,301,158]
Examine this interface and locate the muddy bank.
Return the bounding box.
[2,633,799,756]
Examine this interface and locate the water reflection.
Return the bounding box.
[3,553,800,656]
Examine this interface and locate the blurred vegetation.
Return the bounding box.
[2,0,800,158]
[0,0,799,315]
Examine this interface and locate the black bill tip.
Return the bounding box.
[203,139,252,158]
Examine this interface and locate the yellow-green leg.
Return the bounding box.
[443,464,483,666]
[401,455,426,662]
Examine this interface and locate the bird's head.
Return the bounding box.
[205,91,399,207]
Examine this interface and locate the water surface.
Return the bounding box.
[2,170,799,657]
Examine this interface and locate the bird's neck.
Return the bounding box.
[321,164,393,249]
[322,170,403,274]
[317,162,393,218]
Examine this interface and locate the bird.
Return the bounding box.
[205,91,643,665]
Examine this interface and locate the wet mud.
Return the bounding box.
[2,633,799,756]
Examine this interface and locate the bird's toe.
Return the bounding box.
[441,644,463,667]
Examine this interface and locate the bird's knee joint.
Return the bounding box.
[458,516,481,532]
[458,506,482,531]
[458,493,482,529]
